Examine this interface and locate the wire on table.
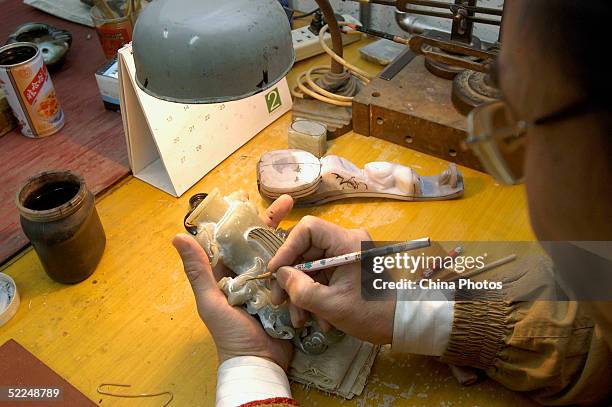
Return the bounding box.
[97,383,173,406]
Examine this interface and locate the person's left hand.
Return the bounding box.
[173,194,294,370]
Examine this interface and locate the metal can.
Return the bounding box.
[0,42,65,138]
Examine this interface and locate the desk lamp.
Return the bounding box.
[132,0,359,132]
[131,0,295,103]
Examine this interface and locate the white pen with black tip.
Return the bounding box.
[295,237,431,272]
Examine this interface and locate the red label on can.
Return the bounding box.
[23,64,48,105]
[96,22,132,60]
[0,44,64,138]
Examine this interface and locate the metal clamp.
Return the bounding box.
[408,34,496,72]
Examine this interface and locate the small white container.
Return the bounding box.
[0,273,19,327]
[288,119,327,158]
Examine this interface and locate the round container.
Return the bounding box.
[0,273,20,327]
[288,119,328,158]
[16,170,106,284]
[0,42,65,138]
[90,6,133,60]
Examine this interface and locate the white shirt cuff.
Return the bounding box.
[392,289,454,356]
[216,356,292,407]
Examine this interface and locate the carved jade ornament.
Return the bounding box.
[183,189,343,354]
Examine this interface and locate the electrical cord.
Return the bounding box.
[319,23,372,80]
[292,22,373,107]
[293,7,320,19]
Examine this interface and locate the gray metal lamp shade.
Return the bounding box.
[132,0,295,103]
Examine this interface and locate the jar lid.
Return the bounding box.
[291,119,327,137]
[16,170,87,222]
[0,273,20,327]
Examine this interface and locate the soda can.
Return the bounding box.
[0,42,65,138]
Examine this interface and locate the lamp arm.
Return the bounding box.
[313,0,344,74]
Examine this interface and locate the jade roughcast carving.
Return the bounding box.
[183,189,343,354]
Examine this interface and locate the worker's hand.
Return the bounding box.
[173,195,294,370]
[268,216,395,345]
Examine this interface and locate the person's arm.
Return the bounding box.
[216,357,294,407]
[395,260,612,404]
[393,290,454,356]
[438,262,612,406]
[269,216,455,353]
[173,195,301,407]
[270,217,612,405]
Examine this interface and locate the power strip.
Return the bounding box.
[292,14,362,62]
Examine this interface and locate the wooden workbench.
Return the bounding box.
[0,38,538,406]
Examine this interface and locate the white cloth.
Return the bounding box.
[392,289,454,356]
[216,356,292,407]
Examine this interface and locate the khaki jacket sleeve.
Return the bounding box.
[440,259,612,405]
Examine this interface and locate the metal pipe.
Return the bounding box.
[400,0,502,15]
[314,0,344,74]
[346,0,502,16]
[400,7,500,25]
[394,10,435,33]
[350,0,397,6]
[359,1,372,29]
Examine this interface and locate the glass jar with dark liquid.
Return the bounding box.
[16,170,106,283]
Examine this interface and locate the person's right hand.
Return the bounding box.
[268,216,395,345]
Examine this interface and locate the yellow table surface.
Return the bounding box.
[1,39,538,406]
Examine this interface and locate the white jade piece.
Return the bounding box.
[186,188,342,354]
[288,119,327,158]
[258,149,321,193]
[258,149,463,204]
[186,189,379,397]
[320,155,421,195]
